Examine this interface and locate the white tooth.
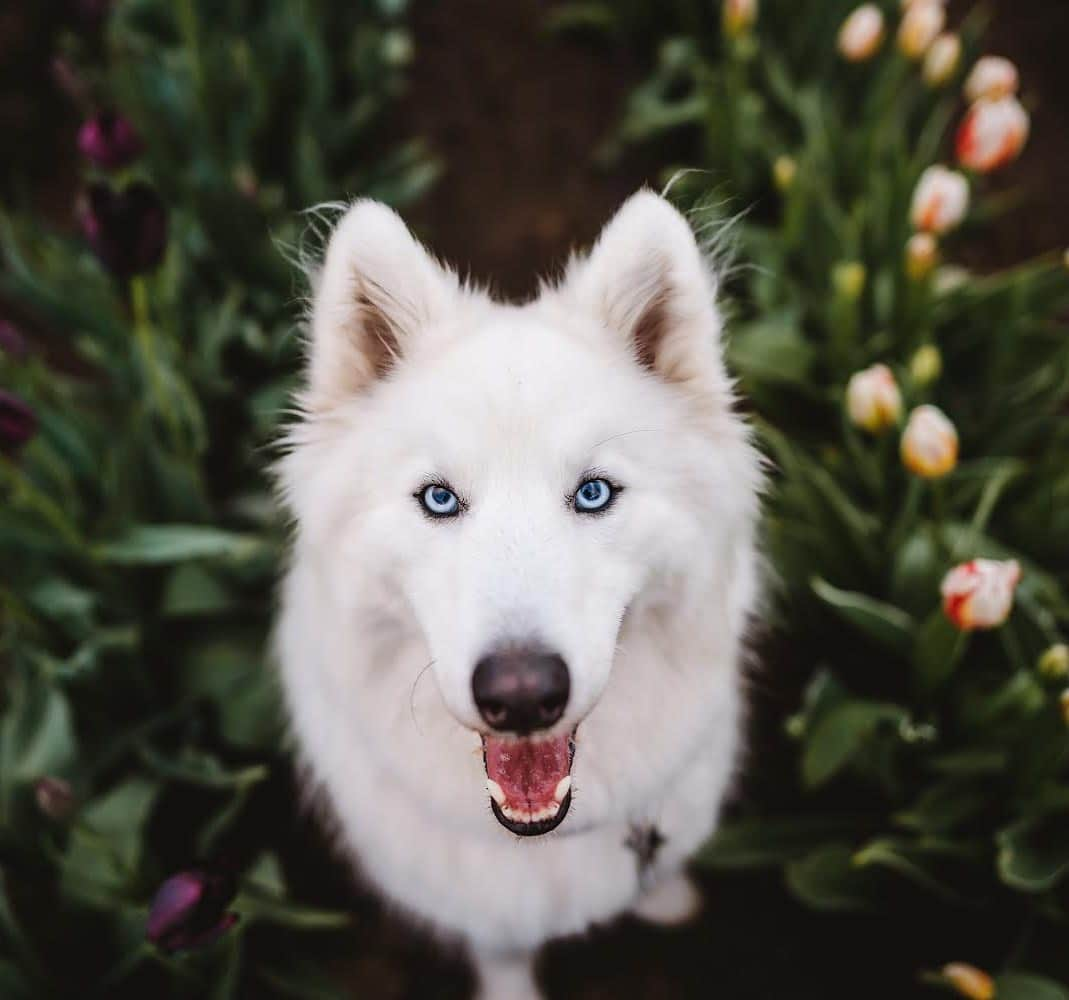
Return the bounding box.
[553,776,572,802]
[486,779,506,805]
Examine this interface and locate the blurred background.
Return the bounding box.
[1,1,1068,997]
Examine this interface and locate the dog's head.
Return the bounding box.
[280,192,760,837]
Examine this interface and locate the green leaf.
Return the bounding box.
[810,577,915,655]
[997,811,1069,892]
[802,699,905,788]
[0,674,76,787]
[914,609,968,695]
[785,843,884,912]
[727,315,816,385]
[95,525,269,565]
[994,973,1069,1000]
[696,815,864,870]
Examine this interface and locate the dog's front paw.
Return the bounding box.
[632,873,703,927]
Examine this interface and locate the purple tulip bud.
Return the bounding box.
[78,112,142,170]
[146,869,238,953]
[0,321,28,360]
[0,391,37,456]
[34,777,75,820]
[81,182,167,279]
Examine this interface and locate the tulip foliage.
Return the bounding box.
[0,0,432,995]
[576,0,1069,990]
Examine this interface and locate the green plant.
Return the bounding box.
[570,0,1069,991]
[0,0,434,995]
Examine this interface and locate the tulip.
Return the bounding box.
[78,112,142,171]
[773,155,797,192]
[832,261,867,301]
[909,345,942,385]
[905,232,939,280]
[910,166,969,235]
[901,404,957,478]
[146,869,239,953]
[941,559,1021,631]
[956,95,1030,173]
[940,964,995,1000]
[898,0,945,60]
[846,364,902,434]
[838,5,885,63]
[923,33,961,87]
[0,391,37,456]
[81,182,167,279]
[722,0,757,38]
[0,320,28,360]
[1039,644,1069,680]
[34,777,75,821]
[964,56,1019,102]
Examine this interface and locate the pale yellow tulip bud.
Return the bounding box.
[901,404,958,478]
[923,33,961,87]
[846,364,902,434]
[909,345,943,385]
[833,261,867,301]
[773,155,797,192]
[1038,644,1069,680]
[940,963,995,1000]
[838,5,885,63]
[964,56,1019,102]
[906,232,940,280]
[898,0,945,60]
[723,0,757,38]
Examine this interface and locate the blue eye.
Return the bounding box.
[574,478,615,513]
[420,484,461,517]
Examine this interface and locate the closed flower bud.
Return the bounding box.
[838,5,885,63]
[0,390,37,456]
[964,56,1019,102]
[941,559,1021,631]
[77,112,142,170]
[898,0,945,60]
[909,344,943,385]
[846,364,902,434]
[901,404,958,478]
[833,261,867,301]
[923,34,961,87]
[773,155,797,192]
[906,232,940,280]
[146,869,239,953]
[0,320,28,360]
[34,777,75,821]
[81,182,168,280]
[723,0,757,38]
[956,95,1030,173]
[1038,644,1069,680]
[910,166,969,234]
[940,964,995,1000]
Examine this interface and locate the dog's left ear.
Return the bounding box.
[562,191,728,394]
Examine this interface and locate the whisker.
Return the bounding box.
[409,658,436,735]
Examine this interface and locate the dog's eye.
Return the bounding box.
[419,484,461,518]
[573,478,615,514]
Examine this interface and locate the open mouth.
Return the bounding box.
[482,731,575,836]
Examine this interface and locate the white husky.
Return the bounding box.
[275,191,761,998]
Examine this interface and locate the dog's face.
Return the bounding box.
[281,193,759,838]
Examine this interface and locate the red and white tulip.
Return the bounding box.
[956,95,1030,173]
[910,166,969,235]
[941,559,1022,631]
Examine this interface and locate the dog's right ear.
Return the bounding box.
[305,200,458,407]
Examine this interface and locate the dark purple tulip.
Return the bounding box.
[0,321,28,360]
[34,777,75,820]
[78,112,142,170]
[146,869,238,953]
[0,391,37,456]
[81,182,167,279]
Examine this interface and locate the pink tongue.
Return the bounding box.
[484,733,570,810]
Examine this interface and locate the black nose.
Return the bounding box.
[472,648,570,734]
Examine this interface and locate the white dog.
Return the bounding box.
[275,191,761,998]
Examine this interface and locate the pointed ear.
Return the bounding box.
[562,191,728,392]
[306,200,458,406]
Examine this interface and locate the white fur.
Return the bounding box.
[275,191,762,998]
